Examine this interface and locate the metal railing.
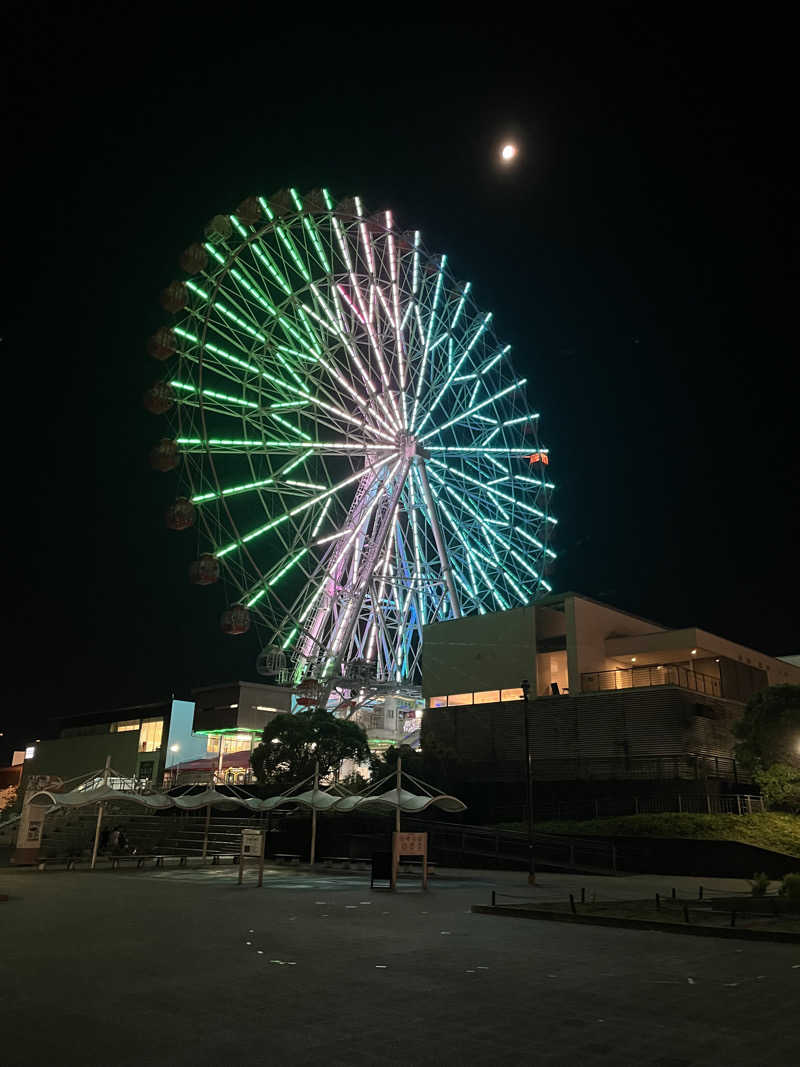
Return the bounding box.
[582,665,721,698]
[489,791,764,823]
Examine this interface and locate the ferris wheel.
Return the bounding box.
[145,188,557,695]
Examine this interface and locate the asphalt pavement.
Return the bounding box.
[1,864,798,1065]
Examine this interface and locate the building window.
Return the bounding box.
[428,697,447,708]
[139,718,164,753]
[500,688,524,702]
[206,735,220,754]
[474,690,500,704]
[111,719,140,733]
[447,693,473,706]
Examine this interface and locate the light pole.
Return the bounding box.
[521,679,535,886]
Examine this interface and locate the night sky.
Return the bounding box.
[3,9,797,761]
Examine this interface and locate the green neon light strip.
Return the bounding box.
[246,547,309,607]
[178,438,395,453]
[215,456,396,558]
[410,255,447,432]
[281,626,298,651]
[270,411,312,441]
[425,446,541,454]
[425,474,510,611]
[251,241,292,296]
[414,312,493,435]
[419,379,527,441]
[480,346,511,375]
[170,380,258,409]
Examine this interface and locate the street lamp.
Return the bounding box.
[521,679,535,886]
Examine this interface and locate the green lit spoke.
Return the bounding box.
[214,451,399,558]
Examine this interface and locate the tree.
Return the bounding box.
[368,731,461,792]
[0,784,18,815]
[733,685,800,772]
[250,708,370,787]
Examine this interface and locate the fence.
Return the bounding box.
[489,791,764,824]
[582,665,721,698]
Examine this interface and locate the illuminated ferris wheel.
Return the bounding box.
[145,188,557,697]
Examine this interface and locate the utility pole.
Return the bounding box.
[521,680,535,886]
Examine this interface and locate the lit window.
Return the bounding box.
[139,718,164,753]
[501,688,524,702]
[474,690,500,704]
[428,697,447,708]
[111,719,140,733]
[447,693,473,706]
[206,735,221,754]
[221,733,252,754]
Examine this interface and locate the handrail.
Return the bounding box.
[582,664,722,698]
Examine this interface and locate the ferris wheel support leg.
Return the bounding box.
[415,457,462,619]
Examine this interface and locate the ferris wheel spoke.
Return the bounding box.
[415,466,511,611]
[408,255,446,432]
[418,379,530,442]
[213,451,399,558]
[152,188,557,685]
[413,312,493,435]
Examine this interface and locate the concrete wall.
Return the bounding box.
[21,732,140,787]
[421,605,537,698]
[568,597,666,689]
[423,686,743,781]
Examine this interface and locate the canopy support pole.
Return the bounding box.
[395,756,402,834]
[310,759,319,866]
[90,755,111,871]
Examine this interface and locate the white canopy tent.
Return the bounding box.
[27,756,466,866]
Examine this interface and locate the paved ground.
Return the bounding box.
[2,864,799,1065]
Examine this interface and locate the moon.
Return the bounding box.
[500,143,517,162]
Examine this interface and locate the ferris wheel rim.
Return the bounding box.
[150,188,557,684]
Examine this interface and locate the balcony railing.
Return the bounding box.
[582,664,721,698]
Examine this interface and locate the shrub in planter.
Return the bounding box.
[778,872,800,902]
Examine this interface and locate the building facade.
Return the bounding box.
[421,593,800,789]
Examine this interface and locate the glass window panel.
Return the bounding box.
[138,718,164,753]
[447,693,473,706]
[501,688,523,702]
[474,690,500,704]
[206,735,220,753]
[428,697,447,708]
[111,720,140,733]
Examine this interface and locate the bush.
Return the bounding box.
[750,872,770,896]
[778,872,800,902]
[755,764,800,813]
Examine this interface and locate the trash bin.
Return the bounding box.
[371,850,392,888]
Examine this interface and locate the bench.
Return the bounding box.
[274,853,301,866]
[321,856,351,869]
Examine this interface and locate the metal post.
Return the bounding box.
[521,681,535,885]
[415,457,461,618]
[310,760,319,866]
[90,756,111,871]
[201,804,211,859]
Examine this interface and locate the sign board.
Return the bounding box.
[13,796,47,865]
[395,832,427,856]
[239,829,266,886]
[391,831,428,890]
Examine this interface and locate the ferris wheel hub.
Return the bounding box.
[396,432,425,460]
